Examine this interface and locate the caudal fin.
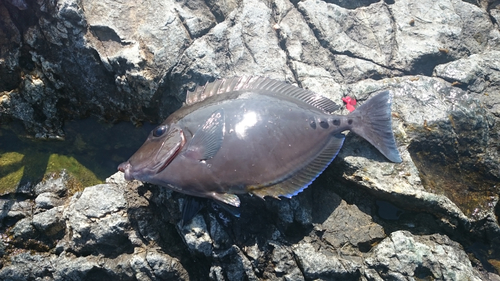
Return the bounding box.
[349,91,402,163]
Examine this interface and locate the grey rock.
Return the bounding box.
[209,265,225,280]
[208,212,232,250]
[178,213,213,256]
[434,51,500,117]
[168,0,294,114]
[33,170,69,196]
[298,0,500,75]
[128,248,189,281]
[6,0,28,10]
[0,249,188,281]
[1,0,500,280]
[58,183,131,255]
[0,3,22,92]
[34,192,64,209]
[0,199,32,226]
[145,248,189,280]
[32,206,65,237]
[10,206,63,247]
[175,0,217,38]
[214,246,259,281]
[269,244,305,281]
[365,231,482,281]
[320,200,385,249]
[293,240,360,280]
[327,75,499,225]
[0,252,52,280]
[11,217,35,241]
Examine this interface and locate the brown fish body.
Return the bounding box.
[118,77,401,207]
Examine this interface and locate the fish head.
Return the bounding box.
[118,123,186,182]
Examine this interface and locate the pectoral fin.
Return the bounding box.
[185,109,225,160]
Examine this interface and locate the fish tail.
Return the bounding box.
[348,91,402,163]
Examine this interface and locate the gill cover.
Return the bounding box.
[129,125,185,175]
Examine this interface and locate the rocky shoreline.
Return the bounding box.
[1,0,500,280]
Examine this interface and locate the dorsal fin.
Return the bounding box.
[185,77,340,113]
[248,134,345,199]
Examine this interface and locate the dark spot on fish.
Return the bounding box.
[332,119,340,126]
[153,125,167,137]
[310,120,316,129]
[348,119,353,125]
[320,120,329,129]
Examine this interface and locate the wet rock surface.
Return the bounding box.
[1,0,500,280]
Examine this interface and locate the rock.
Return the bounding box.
[34,192,64,209]
[434,51,500,117]
[293,241,360,280]
[6,0,28,10]
[365,231,483,280]
[268,244,304,281]
[10,217,35,241]
[9,206,65,249]
[32,206,65,238]
[0,252,52,280]
[320,200,385,249]
[1,0,500,280]
[58,184,131,255]
[0,3,22,92]
[129,248,189,281]
[33,170,69,197]
[178,213,213,257]
[0,199,32,227]
[0,249,188,281]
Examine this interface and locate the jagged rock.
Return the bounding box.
[434,50,500,117]
[0,2,21,92]
[0,252,52,280]
[0,199,32,227]
[33,171,69,197]
[267,244,304,281]
[34,192,64,209]
[0,0,500,280]
[179,214,214,257]
[0,249,189,281]
[57,183,131,255]
[365,231,483,280]
[293,241,360,280]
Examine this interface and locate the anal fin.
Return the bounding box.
[250,134,345,199]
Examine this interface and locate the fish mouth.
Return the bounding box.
[118,127,186,182]
[118,162,134,181]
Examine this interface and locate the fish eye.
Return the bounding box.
[153,125,167,137]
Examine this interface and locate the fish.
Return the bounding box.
[118,77,402,209]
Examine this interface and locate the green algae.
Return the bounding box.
[0,149,101,195]
[47,154,102,188]
[0,152,25,194]
[0,118,154,195]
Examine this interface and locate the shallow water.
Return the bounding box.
[0,118,154,195]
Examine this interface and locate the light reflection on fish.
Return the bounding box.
[118,77,402,208]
